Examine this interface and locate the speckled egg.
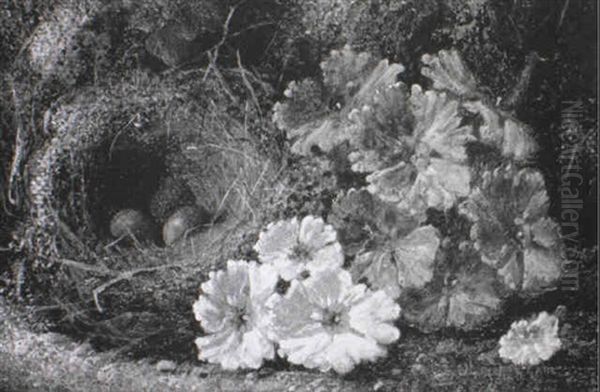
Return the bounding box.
[162,205,211,246]
[109,209,155,243]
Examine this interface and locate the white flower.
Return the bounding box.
[499,311,561,366]
[193,260,278,370]
[254,216,344,280]
[267,269,400,374]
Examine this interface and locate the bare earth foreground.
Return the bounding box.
[1,300,596,392]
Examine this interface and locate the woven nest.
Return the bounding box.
[21,70,282,357]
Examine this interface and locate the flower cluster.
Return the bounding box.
[193,215,401,373]
[499,311,562,366]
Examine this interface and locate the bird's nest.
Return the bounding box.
[17,69,283,358]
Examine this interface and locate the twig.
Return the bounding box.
[104,234,127,251]
[7,80,28,207]
[502,51,540,111]
[251,162,271,196]
[203,6,237,82]
[93,264,183,313]
[15,260,27,301]
[236,50,262,116]
[57,258,114,276]
[194,142,254,161]
[557,0,571,31]
[108,114,138,161]
[57,220,90,254]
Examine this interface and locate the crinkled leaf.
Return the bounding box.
[402,263,504,332]
[420,50,538,160]
[459,188,517,268]
[350,225,440,300]
[274,47,406,156]
[400,158,472,216]
[392,225,440,290]
[463,101,537,160]
[513,168,550,223]
[459,164,562,294]
[462,165,549,229]
[521,245,562,291]
[347,82,412,172]
[410,86,475,162]
[272,79,326,132]
[351,249,401,300]
[530,217,561,249]
[350,59,406,109]
[328,189,379,256]
[321,45,378,100]
[328,188,420,256]
[288,116,359,156]
[366,162,417,204]
[365,86,474,219]
[420,49,480,98]
[497,243,563,293]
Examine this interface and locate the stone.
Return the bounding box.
[156,360,177,372]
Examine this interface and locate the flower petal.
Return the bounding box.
[254,218,299,261]
[278,332,333,371]
[325,333,386,374]
[309,243,344,273]
[267,281,324,340]
[349,290,401,343]
[196,329,243,369]
[299,216,337,249]
[303,269,357,310]
[238,329,275,369]
[192,295,227,333]
[248,262,279,304]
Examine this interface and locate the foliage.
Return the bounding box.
[273,45,405,156]
[274,45,567,333]
[459,164,563,293]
